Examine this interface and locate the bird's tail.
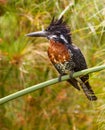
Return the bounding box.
[67,78,80,90]
[80,77,97,101]
[67,76,97,101]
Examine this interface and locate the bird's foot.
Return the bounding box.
[69,70,74,79]
[58,74,62,82]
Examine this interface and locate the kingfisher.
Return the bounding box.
[26,16,97,101]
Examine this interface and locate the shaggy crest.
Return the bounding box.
[46,16,72,44]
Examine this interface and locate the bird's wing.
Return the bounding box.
[68,44,87,71]
[68,44,97,100]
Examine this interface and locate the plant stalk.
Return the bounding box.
[0,64,105,105]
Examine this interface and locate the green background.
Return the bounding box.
[0,0,105,129]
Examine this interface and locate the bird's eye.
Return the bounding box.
[55,31,61,36]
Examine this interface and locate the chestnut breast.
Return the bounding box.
[48,40,71,64]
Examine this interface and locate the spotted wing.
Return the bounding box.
[68,44,97,101]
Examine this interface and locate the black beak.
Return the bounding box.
[26,30,48,37]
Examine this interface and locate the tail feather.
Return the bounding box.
[67,78,80,90]
[67,76,97,101]
[80,77,97,101]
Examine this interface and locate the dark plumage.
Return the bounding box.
[26,16,97,101]
[46,17,72,44]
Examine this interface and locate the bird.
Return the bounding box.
[26,16,97,101]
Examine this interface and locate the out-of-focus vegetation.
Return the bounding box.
[0,0,105,129]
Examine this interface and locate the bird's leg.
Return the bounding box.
[70,70,82,85]
[58,74,63,82]
[69,70,74,79]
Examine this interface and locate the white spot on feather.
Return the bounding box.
[49,35,57,39]
[60,34,68,43]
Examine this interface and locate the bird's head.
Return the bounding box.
[26,16,72,44]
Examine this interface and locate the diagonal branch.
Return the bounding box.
[0,64,105,105]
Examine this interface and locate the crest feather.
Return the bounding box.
[46,16,69,33]
[46,16,72,44]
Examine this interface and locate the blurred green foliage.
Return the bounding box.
[0,0,105,129]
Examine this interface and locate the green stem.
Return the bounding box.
[0,64,105,105]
